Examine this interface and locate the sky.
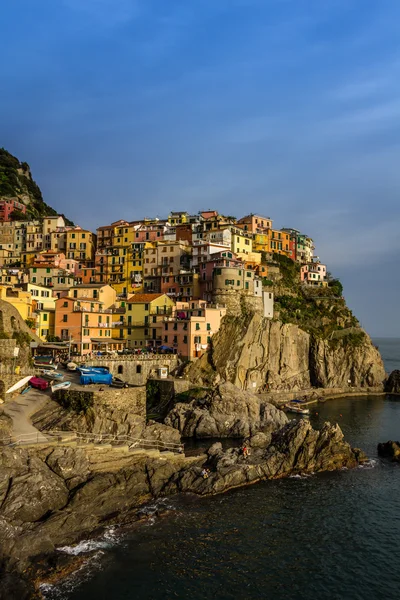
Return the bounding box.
[1,0,400,336]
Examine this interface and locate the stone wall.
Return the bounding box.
[82,355,179,386]
[212,289,263,317]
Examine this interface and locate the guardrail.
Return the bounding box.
[0,430,184,453]
[0,432,50,446]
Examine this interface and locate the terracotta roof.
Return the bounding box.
[127,293,165,303]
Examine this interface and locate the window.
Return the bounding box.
[83,329,90,336]
[247,272,252,277]
[144,303,149,310]
[32,277,36,283]
[43,314,48,322]
[237,280,240,286]
[83,343,89,350]
[245,282,249,290]
[207,336,211,344]
[73,290,78,298]
[33,268,37,273]
[136,365,141,374]
[118,365,124,374]
[63,301,68,307]
[194,336,201,343]
[63,314,68,322]
[71,233,75,239]
[207,323,211,330]
[164,323,168,331]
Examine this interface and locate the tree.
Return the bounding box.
[329,279,343,297]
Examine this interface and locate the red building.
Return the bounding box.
[0,199,27,222]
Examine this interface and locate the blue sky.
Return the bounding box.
[2,0,400,336]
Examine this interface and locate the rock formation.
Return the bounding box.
[377,440,400,462]
[186,312,385,392]
[166,420,366,496]
[384,370,400,394]
[165,381,288,438]
[0,418,366,597]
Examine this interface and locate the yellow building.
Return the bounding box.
[21,250,41,268]
[0,286,33,321]
[253,230,291,257]
[230,227,253,255]
[168,211,190,226]
[124,293,175,348]
[66,228,95,265]
[36,309,55,341]
[68,284,117,310]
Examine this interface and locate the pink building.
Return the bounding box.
[157,300,226,360]
[300,261,327,286]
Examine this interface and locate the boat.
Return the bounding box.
[21,386,32,395]
[29,377,50,391]
[39,370,64,381]
[6,376,33,394]
[285,403,310,415]
[51,381,71,393]
[67,362,78,371]
[34,361,58,371]
[111,377,128,388]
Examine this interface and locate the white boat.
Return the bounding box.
[34,361,58,370]
[51,381,71,393]
[67,362,78,371]
[39,370,64,381]
[285,403,310,415]
[6,376,33,394]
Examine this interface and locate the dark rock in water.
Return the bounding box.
[377,440,400,461]
[384,370,400,394]
[165,420,366,496]
[165,381,288,438]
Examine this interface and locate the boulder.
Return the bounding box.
[385,370,400,394]
[141,422,181,446]
[377,440,400,461]
[165,382,288,438]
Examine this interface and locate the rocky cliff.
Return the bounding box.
[186,312,385,393]
[0,417,366,598]
[0,148,73,223]
[165,381,288,438]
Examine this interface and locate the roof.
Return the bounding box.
[127,293,165,303]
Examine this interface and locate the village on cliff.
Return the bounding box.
[0,206,330,360]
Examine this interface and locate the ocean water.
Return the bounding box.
[372,338,400,373]
[43,340,400,600]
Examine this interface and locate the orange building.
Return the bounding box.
[54,296,123,355]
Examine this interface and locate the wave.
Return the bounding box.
[358,458,377,469]
[40,550,106,599]
[58,526,121,556]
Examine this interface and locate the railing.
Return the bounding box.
[0,430,184,453]
[0,432,50,445]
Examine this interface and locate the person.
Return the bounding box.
[201,468,209,479]
[242,446,249,458]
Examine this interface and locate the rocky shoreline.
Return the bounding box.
[0,409,367,599]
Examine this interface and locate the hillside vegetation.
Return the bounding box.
[0,148,73,224]
[270,254,363,345]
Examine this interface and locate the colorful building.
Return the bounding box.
[0,198,27,221]
[125,293,175,348]
[54,296,121,355]
[300,261,327,286]
[236,213,272,233]
[159,300,227,359]
[66,227,95,266]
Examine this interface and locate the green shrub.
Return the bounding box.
[54,389,94,413]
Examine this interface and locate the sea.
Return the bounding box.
[42,339,400,600]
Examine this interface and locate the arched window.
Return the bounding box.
[117,365,123,375]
